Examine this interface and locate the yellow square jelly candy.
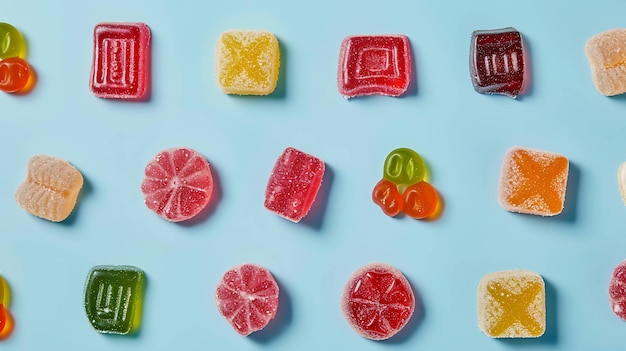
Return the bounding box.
[478,270,546,338]
[585,28,626,96]
[15,155,84,222]
[215,30,280,95]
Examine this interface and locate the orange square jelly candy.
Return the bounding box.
[585,29,626,96]
[215,30,280,95]
[498,146,569,216]
[478,270,546,338]
[337,35,411,98]
[90,22,151,100]
[15,155,84,222]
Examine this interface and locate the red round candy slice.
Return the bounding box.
[215,264,280,336]
[609,260,626,321]
[341,263,415,340]
[372,179,404,217]
[141,147,213,222]
[0,304,5,334]
[403,181,439,219]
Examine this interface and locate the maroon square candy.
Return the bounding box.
[90,22,151,100]
[470,27,525,98]
[338,35,411,98]
[264,147,325,222]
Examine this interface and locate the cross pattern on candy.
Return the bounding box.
[485,281,544,336]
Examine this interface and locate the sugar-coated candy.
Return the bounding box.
[618,162,626,205]
[90,22,151,100]
[215,263,279,336]
[141,147,214,222]
[0,23,26,59]
[338,35,411,98]
[0,57,32,93]
[498,146,569,216]
[264,147,325,222]
[215,30,280,95]
[585,29,626,96]
[478,270,546,338]
[341,263,415,340]
[470,28,525,98]
[609,260,626,321]
[15,155,84,222]
[84,265,144,335]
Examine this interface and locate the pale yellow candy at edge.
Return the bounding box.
[585,28,626,96]
[15,155,84,222]
[618,162,626,205]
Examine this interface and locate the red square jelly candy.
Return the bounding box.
[264,147,325,222]
[338,35,411,98]
[470,27,525,98]
[90,22,151,100]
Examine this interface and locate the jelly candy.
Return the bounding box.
[618,162,626,205]
[372,148,439,219]
[478,270,546,338]
[141,147,214,222]
[498,146,569,216]
[403,181,439,219]
[215,30,280,95]
[215,263,279,336]
[383,147,425,193]
[337,35,411,98]
[341,263,415,340]
[0,276,5,334]
[90,22,151,100]
[15,155,84,222]
[470,28,525,98]
[0,57,32,93]
[372,179,404,217]
[264,147,325,222]
[84,265,144,334]
[0,23,26,59]
[585,28,626,96]
[609,260,626,321]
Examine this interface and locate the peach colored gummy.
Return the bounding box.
[585,28,626,96]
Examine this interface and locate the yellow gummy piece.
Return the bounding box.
[15,155,84,222]
[215,30,280,95]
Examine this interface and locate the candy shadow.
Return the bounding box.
[551,161,580,224]
[300,165,334,230]
[249,274,292,343]
[59,174,93,227]
[518,35,534,99]
[179,162,223,228]
[497,278,558,346]
[268,39,287,99]
[400,39,418,97]
[379,275,424,344]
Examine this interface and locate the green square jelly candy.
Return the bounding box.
[83,266,144,334]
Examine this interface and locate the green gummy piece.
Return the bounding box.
[84,265,144,335]
[0,23,26,60]
[383,148,426,190]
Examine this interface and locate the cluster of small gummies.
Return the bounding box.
[372,148,440,219]
[0,23,34,94]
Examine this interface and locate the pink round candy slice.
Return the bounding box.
[141,147,213,222]
[609,260,626,321]
[341,263,415,340]
[215,264,280,336]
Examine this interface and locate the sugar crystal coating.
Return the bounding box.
[341,263,415,340]
[141,147,213,222]
[264,147,325,222]
[215,263,279,336]
[0,23,26,59]
[338,35,411,98]
[498,146,569,216]
[84,266,144,334]
[470,28,525,98]
[90,22,151,100]
[477,270,546,338]
[15,155,84,222]
[215,30,280,95]
[585,29,626,96]
[609,260,626,321]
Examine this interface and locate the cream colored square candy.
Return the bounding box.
[585,28,626,96]
[618,162,626,205]
[15,155,84,222]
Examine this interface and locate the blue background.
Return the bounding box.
[1,0,626,349]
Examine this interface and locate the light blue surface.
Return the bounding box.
[1,0,626,349]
